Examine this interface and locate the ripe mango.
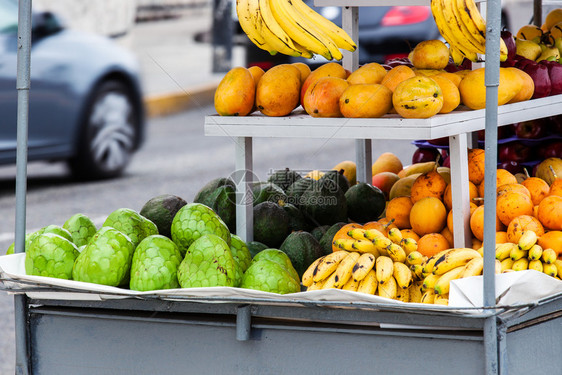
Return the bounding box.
[214,67,255,116]
[256,64,301,117]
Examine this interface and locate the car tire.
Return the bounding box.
[68,80,140,180]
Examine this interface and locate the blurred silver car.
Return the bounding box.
[0,0,145,180]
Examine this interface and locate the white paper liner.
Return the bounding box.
[2,253,561,312]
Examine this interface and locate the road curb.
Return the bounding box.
[144,81,219,118]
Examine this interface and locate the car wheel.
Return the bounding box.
[69,80,139,180]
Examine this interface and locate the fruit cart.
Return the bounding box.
[3,0,562,374]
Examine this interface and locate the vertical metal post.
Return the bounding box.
[448,134,472,248]
[235,137,253,242]
[533,0,542,27]
[212,0,233,72]
[236,305,251,341]
[14,1,32,374]
[484,0,501,373]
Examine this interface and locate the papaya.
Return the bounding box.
[286,177,315,206]
[193,177,235,205]
[214,67,255,116]
[282,202,313,232]
[300,179,348,226]
[252,182,287,206]
[205,185,237,233]
[310,225,330,241]
[318,222,348,255]
[345,182,386,223]
[279,231,324,277]
[319,169,351,194]
[253,201,290,248]
[267,168,302,191]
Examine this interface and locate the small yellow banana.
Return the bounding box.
[352,239,381,256]
[420,289,436,304]
[408,281,423,303]
[434,294,449,306]
[543,263,558,277]
[510,246,528,261]
[528,259,544,273]
[352,253,376,282]
[387,228,403,244]
[333,238,355,252]
[432,248,481,276]
[495,259,502,274]
[400,237,418,255]
[528,244,543,261]
[332,251,361,288]
[372,235,393,251]
[460,256,484,278]
[387,243,407,263]
[422,273,440,292]
[375,256,394,284]
[357,269,378,295]
[434,265,466,295]
[406,251,425,266]
[302,256,325,287]
[495,243,516,261]
[518,230,538,251]
[377,276,398,300]
[393,262,414,289]
[554,259,562,278]
[541,248,557,265]
[395,286,410,302]
[341,276,360,291]
[347,228,367,240]
[313,250,349,282]
[307,276,328,291]
[410,264,424,281]
[512,258,529,271]
[321,271,339,289]
[363,228,385,241]
[423,248,454,275]
[501,258,515,272]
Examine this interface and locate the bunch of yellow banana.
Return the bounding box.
[494,231,561,278]
[430,0,508,63]
[235,0,356,60]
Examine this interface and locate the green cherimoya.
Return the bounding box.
[177,234,236,288]
[251,248,300,283]
[129,235,183,291]
[6,224,73,255]
[171,203,231,256]
[63,213,98,247]
[240,259,301,294]
[102,208,158,248]
[229,234,252,287]
[25,233,80,279]
[72,226,135,286]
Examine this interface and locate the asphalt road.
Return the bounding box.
[0,103,416,373]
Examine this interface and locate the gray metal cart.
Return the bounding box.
[5,0,562,374]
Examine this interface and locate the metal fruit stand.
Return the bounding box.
[3,0,562,374]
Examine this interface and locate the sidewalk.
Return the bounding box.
[127,11,246,117]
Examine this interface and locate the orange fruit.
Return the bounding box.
[410,170,447,203]
[496,191,534,227]
[446,202,478,233]
[479,169,519,197]
[497,183,531,198]
[332,223,363,252]
[550,179,562,197]
[400,229,420,241]
[537,231,562,259]
[410,197,447,236]
[440,226,454,247]
[381,65,416,92]
[496,231,508,244]
[417,233,451,257]
[385,196,414,229]
[443,181,479,211]
[470,205,504,241]
[467,148,486,185]
[506,214,545,243]
[537,195,562,230]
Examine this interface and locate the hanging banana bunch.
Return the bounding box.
[235,0,356,60]
[430,0,508,63]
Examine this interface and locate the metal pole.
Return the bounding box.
[483,0,501,373]
[14,1,33,374]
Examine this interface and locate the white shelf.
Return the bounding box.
[204,94,562,140]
